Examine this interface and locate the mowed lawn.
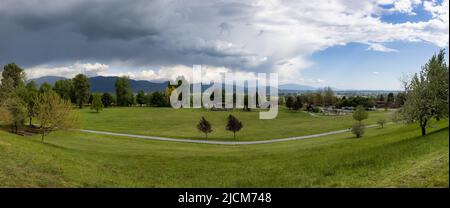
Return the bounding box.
[0,120,448,187]
[79,107,392,141]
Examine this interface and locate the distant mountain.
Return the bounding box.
[28,76,67,86]
[279,83,316,91]
[89,76,168,93]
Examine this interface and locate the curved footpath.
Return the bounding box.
[80,124,380,145]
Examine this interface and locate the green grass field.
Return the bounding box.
[1,112,448,187]
[79,107,392,141]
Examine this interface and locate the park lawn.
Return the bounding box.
[0,120,448,187]
[78,107,392,141]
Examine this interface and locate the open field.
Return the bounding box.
[79,107,392,141]
[1,118,448,187]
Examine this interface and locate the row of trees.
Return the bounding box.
[197,115,243,140]
[0,63,76,141]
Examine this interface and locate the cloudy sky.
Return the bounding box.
[0,0,448,90]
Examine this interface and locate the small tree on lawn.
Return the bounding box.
[285,96,294,109]
[0,104,13,127]
[353,105,368,124]
[226,114,243,141]
[91,94,104,112]
[351,123,365,138]
[352,105,368,138]
[197,116,213,139]
[377,119,386,128]
[34,91,78,142]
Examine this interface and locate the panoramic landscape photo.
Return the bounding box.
[0,0,449,188]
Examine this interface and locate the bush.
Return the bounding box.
[377,119,386,128]
[351,123,365,138]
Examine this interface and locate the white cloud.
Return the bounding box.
[26,62,109,79]
[373,71,380,75]
[367,43,398,52]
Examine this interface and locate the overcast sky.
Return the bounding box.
[0,0,448,90]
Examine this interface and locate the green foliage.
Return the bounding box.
[149,91,166,107]
[34,91,76,142]
[91,94,104,113]
[53,79,73,101]
[115,76,134,106]
[353,105,368,123]
[4,96,27,133]
[136,90,147,106]
[1,63,26,89]
[351,122,365,138]
[400,50,449,136]
[101,93,114,107]
[226,114,243,140]
[197,116,213,139]
[39,82,53,94]
[292,96,302,110]
[285,96,294,109]
[72,74,90,108]
[377,119,386,128]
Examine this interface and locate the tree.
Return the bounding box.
[34,91,77,142]
[351,123,365,138]
[197,116,213,139]
[53,79,73,101]
[101,93,114,107]
[91,94,104,112]
[323,86,336,107]
[285,96,294,109]
[149,91,166,107]
[292,96,302,110]
[226,114,243,141]
[4,96,27,133]
[24,81,38,126]
[39,82,53,94]
[377,119,386,128]
[353,105,368,124]
[1,63,26,90]
[399,50,449,136]
[136,90,147,106]
[115,76,134,106]
[387,93,395,107]
[395,92,406,107]
[0,104,12,126]
[72,74,90,108]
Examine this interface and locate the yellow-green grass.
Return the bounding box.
[1,120,447,187]
[79,107,392,141]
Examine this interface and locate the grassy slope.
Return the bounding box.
[79,107,391,141]
[1,120,448,187]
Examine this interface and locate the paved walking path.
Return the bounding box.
[80,124,380,145]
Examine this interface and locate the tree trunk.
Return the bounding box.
[205,133,208,140]
[233,132,236,141]
[420,119,428,136]
[41,129,45,143]
[29,117,33,127]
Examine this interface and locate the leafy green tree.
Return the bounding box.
[24,81,38,126]
[377,119,386,128]
[387,93,395,106]
[136,90,147,106]
[226,114,243,141]
[34,91,77,142]
[292,96,302,110]
[149,91,166,107]
[0,104,12,126]
[1,63,26,89]
[90,94,104,112]
[400,50,449,136]
[351,123,365,138]
[197,116,213,139]
[101,92,114,107]
[353,105,368,124]
[53,79,73,101]
[285,96,294,109]
[39,82,53,94]
[72,74,90,108]
[4,96,27,133]
[115,76,134,106]
[323,86,336,107]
